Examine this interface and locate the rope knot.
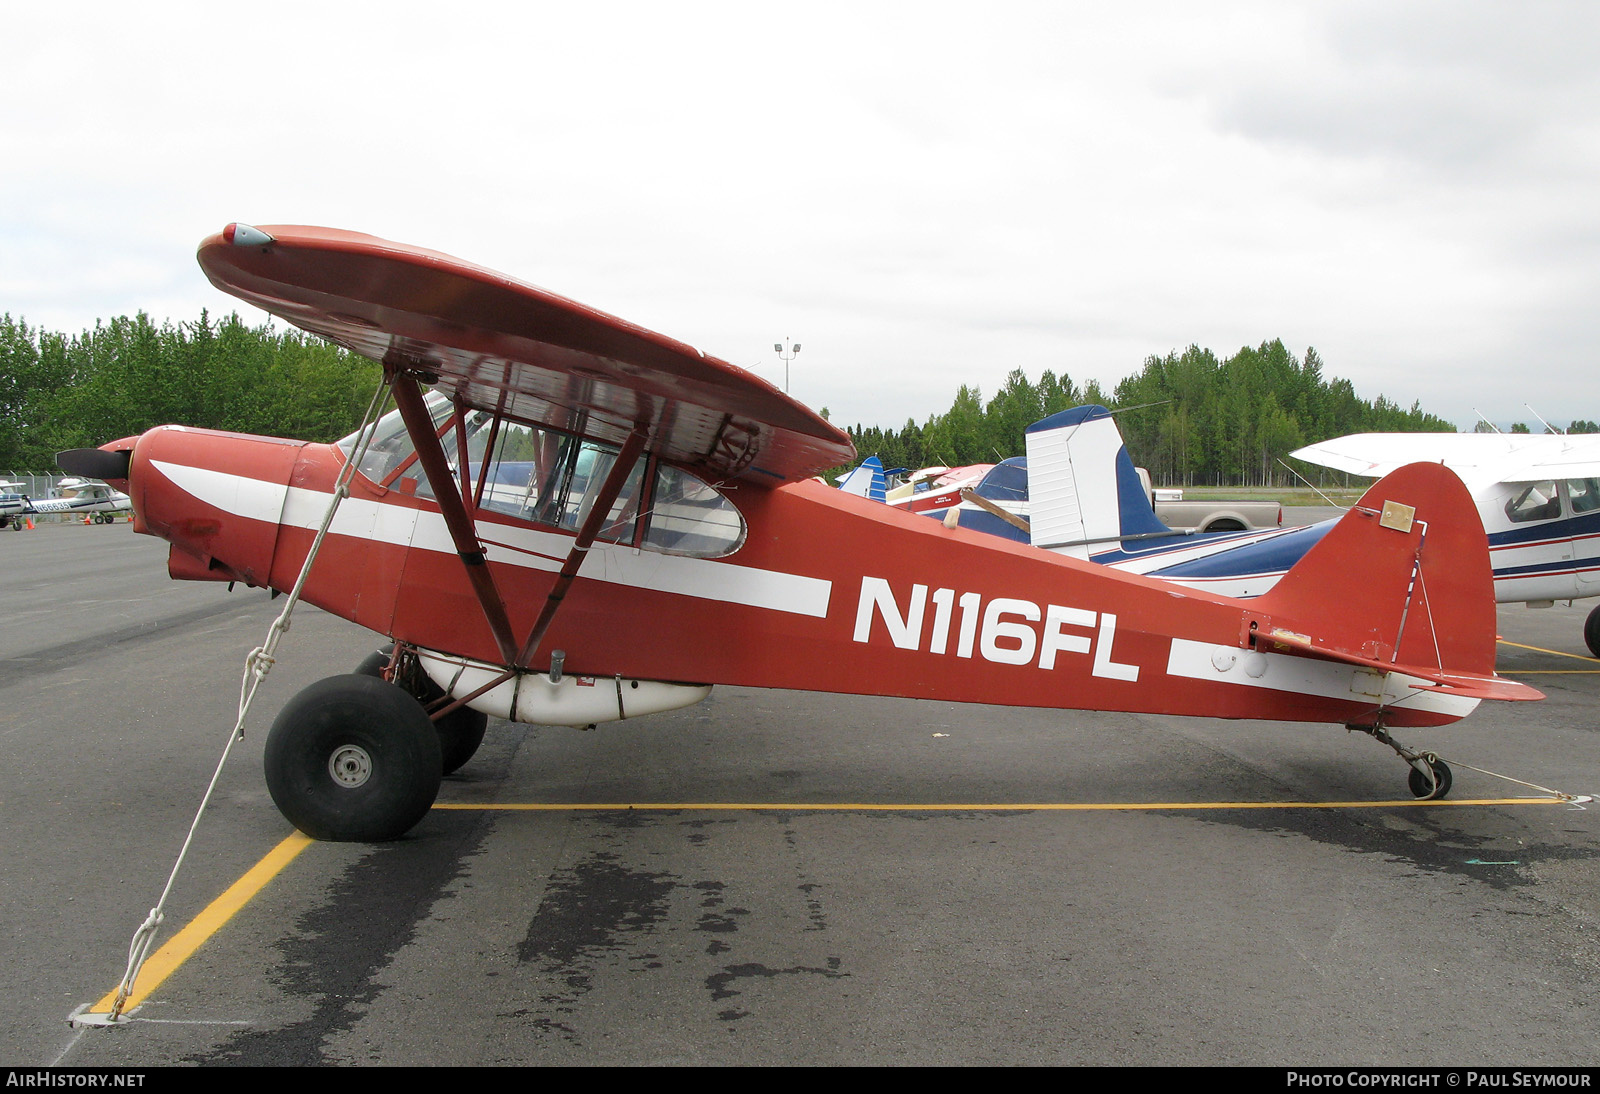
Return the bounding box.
[246,648,276,679]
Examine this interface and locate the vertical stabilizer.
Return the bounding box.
[837,456,886,501]
[1251,462,1501,683]
[1025,405,1168,557]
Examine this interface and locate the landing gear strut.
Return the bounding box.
[1351,721,1454,800]
[356,644,488,776]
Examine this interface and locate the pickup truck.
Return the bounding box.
[1141,472,1283,533]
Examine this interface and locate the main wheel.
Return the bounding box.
[263,674,442,841]
[355,646,395,679]
[355,644,487,775]
[435,706,489,776]
[1585,604,1600,660]
[1407,757,1453,800]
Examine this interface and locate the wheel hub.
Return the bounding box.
[327,744,373,788]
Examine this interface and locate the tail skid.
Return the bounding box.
[1245,463,1541,708]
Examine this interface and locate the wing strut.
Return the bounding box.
[388,366,521,666]
[417,426,650,724]
[516,426,649,666]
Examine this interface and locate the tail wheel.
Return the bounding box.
[1407,757,1453,801]
[264,674,442,842]
[356,644,488,775]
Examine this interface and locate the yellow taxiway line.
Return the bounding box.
[81,832,313,1020]
[433,797,1574,812]
[80,792,1582,1020]
[1498,639,1600,669]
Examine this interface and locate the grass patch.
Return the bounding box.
[1171,485,1365,505]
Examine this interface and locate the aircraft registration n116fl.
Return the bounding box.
[59,224,1542,842]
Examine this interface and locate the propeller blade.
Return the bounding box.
[57,448,132,481]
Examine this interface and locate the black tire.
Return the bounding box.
[355,644,485,774]
[263,674,442,841]
[355,645,395,679]
[436,706,489,775]
[1585,604,1600,660]
[1407,757,1453,800]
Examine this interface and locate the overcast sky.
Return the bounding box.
[5,1,1598,433]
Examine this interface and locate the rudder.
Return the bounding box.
[1249,462,1498,679]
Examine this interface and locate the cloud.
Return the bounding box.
[5,2,1600,432]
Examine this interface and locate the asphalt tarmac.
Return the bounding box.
[3,515,1597,1067]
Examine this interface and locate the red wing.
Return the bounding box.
[197,224,855,485]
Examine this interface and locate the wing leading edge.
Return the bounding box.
[197,224,855,486]
[1293,432,1600,488]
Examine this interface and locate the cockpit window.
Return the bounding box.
[1506,481,1561,523]
[478,420,645,542]
[1566,478,1600,515]
[337,396,745,557]
[642,466,746,557]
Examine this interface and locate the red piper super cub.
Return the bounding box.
[59,224,1542,842]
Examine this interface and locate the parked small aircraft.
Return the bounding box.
[60,224,1539,841]
[835,455,888,501]
[893,406,1321,598]
[928,410,1600,657]
[0,481,27,529]
[887,463,993,514]
[1293,433,1600,657]
[0,476,131,528]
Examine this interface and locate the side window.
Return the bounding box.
[1506,481,1561,523]
[642,466,746,557]
[1565,478,1600,515]
[478,421,643,542]
[343,402,745,557]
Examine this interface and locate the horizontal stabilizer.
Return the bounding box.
[1256,627,1542,702]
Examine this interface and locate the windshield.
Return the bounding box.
[337,392,456,488]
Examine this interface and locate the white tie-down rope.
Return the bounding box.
[104,373,393,1023]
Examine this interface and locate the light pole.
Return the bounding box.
[774,338,801,393]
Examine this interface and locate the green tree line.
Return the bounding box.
[844,340,1477,487]
[4,314,1590,487]
[0,310,381,471]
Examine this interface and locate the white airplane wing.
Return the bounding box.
[1293,433,1600,489]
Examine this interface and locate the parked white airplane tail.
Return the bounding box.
[1024,405,1170,557]
[836,456,887,501]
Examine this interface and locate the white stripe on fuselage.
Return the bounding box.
[152,460,832,618]
[1165,638,1478,718]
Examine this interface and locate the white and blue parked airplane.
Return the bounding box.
[0,476,132,528]
[908,406,1331,598]
[1293,432,1600,656]
[834,455,889,501]
[901,409,1600,657]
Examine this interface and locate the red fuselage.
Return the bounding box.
[119,423,1494,730]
